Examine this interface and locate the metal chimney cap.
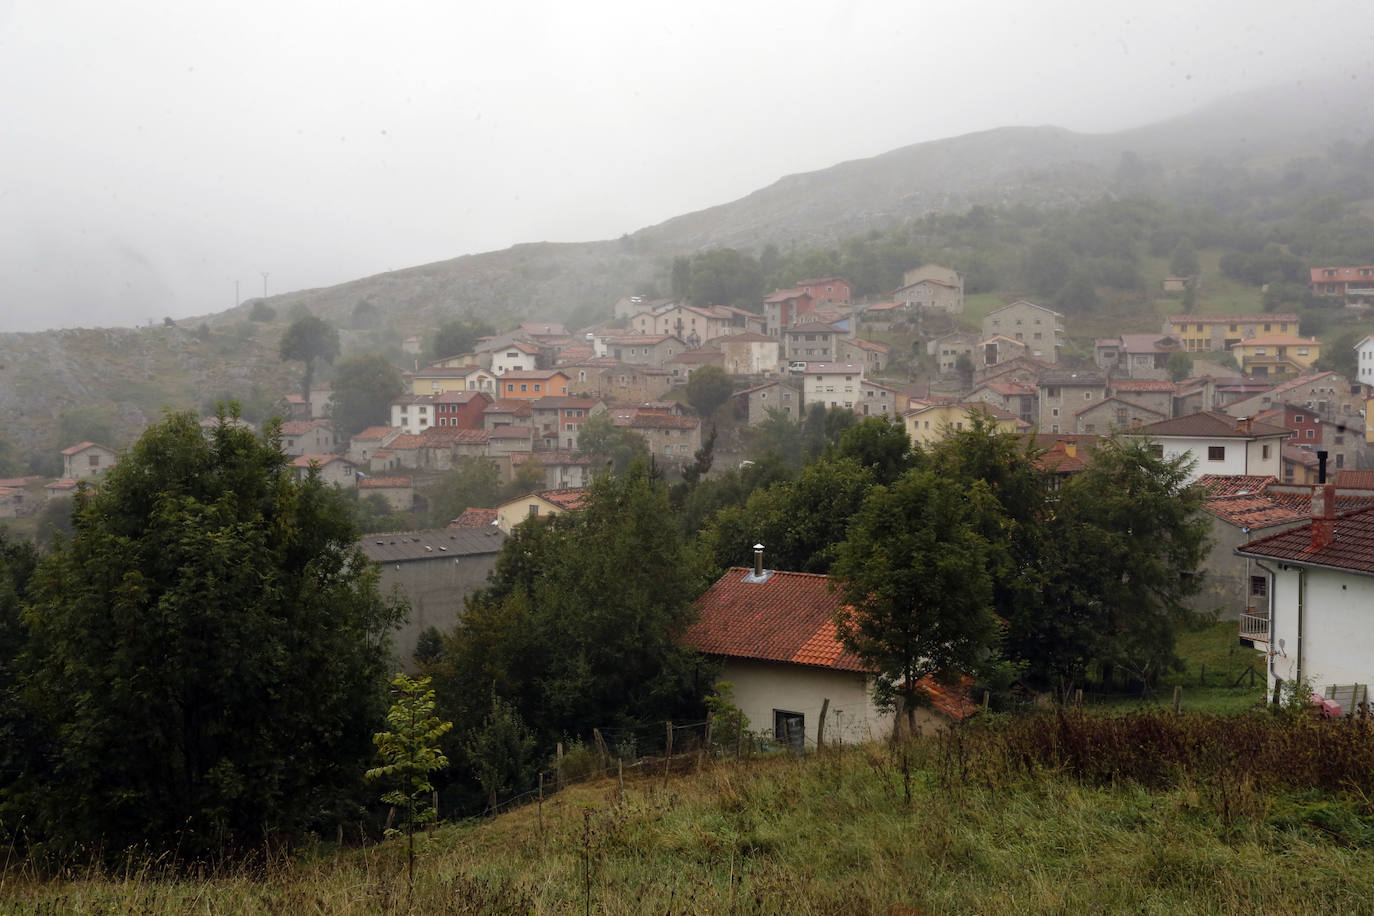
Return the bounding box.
[753,543,765,550]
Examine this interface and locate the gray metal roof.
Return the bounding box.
[359,527,506,563]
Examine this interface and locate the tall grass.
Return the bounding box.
[5,711,1374,914]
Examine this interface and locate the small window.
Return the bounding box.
[528,505,539,517]
[1250,575,1267,598]
[1208,446,1226,461]
[1149,444,1164,459]
[1262,444,1271,460]
[88,454,100,467]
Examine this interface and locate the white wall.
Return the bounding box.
[1267,565,1374,704]
[720,659,892,748]
[1159,436,1282,483]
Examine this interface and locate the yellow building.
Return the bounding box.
[1164,314,1299,353]
[903,402,1022,447]
[1229,334,1322,379]
[409,365,497,396]
[494,488,587,533]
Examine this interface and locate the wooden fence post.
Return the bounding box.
[736,717,744,759]
[538,772,544,839]
[816,698,830,751]
[1173,684,1183,715]
[982,691,991,711]
[593,728,610,776]
[663,721,674,788]
[617,758,624,801]
[557,742,565,791]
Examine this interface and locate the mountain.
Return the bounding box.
[2,79,1371,460]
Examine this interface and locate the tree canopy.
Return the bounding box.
[330,353,404,439]
[279,315,340,400]
[3,412,403,859]
[685,364,733,419]
[430,318,496,361]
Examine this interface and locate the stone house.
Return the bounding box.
[801,363,865,410]
[735,380,802,425]
[358,475,414,512]
[60,441,117,479]
[837,337,889,374]
[894,264,964,315]
[1036,372,1109,435]
[291,453,357,488]
[719,332,783,376]
[982,300,1064,362]
[1072,397,1166,435]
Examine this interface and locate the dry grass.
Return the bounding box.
[5,718,1374,914]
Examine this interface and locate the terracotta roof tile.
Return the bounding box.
[1237,505,1374,575]
[1196,474,1276,497]
[1335,470,1374,491]
[450,507,498,528]
[687,568,866,672]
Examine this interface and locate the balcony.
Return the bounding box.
[1239,607,1269,648]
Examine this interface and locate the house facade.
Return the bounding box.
[1129,412,1289,483]
[982,300,1064,361]
[1230,334,1322,379]
[1237,495,1374,707]
[498,370,570,399]
[1309,266,1374,299]
[763,288,815,336]
[796,277,852,309]
[895,264,964,314]
[278,420,337,458]
[60,441,117,479]
[735,380,802,425]
[1163,313,1299,353]
[718,333,782,376]
[1037,372,1109,435]
[783,323,842,362]
[801,363,865,410]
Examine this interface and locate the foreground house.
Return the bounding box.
[494,488,588,533]
[1237,488,1374,709]
[687,554,974,749]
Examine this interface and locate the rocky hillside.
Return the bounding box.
[3,80,1370,463]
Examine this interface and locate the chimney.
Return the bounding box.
[1317,450,1329,484]
[1311,483,1336,551]
[1236,417,1252,434]
[753,543,765,578]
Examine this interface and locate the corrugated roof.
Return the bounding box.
[359,527,506,563]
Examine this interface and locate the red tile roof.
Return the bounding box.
[688,568,866,672]
[60,441,108,455]
[450,507,498,528]
[1197,474,1276,497]
[1335,470,1374,491]
[688,568,977,719]
[279,419,331,436]
[537,488,588,510]
[1237,505,1374,575]
[352,425,396,440]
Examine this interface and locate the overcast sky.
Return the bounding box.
[1,0,1369,332]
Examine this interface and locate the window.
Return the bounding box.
[520,383,528,392]
[1250,575,1267,598]
[1262,444,1271,459]
[1150,444,1164,459]
[528,504,539,517]
[774,710,805,751]
[1305,429,1315,440]
[1085,423,1096,433]
[1208,446,1226,461]
[534,383,542,392]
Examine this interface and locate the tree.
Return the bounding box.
[56,406,117,450]
[1166,350,1194,382]
[576,412,648,474]
[829,416,916,486]
[686,365,733,419]
[1169,236,1200,276]
[8,412,403,858]
[279,315,340,400]
[462,690,537,812]
[367,674,452,896]
[249,301,276,321]
[832,469,1002,730]
[427,457,505,527]
[688,249,764,306]
[330,353,404,440]
[430,318,495,361]
[429,460,710,761]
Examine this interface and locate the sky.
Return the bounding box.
[1,0,1370,332]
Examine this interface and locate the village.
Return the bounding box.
[7,261,1374,745]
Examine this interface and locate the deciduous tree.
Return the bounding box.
[8,412,403,859]
[330,353,404,439]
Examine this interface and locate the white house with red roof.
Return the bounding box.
[1237,488,1374,709]
[687,552,974,749]
[60,441,117,479]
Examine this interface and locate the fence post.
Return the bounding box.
[538,772,544,839]
[736,717,744,759]
[1074,688,1082,710]
[593,728,609,776]
[1173,684,1183,715]
[428,789,438,837]
[1200,663,1206,686]
[663,721,674,788]
[983,690,990,711]
[617,758,624,801]
[557,742,565,791]
[817,698,830,751]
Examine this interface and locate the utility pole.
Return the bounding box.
[261,272,269,299]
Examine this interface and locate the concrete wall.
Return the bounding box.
[1267,565,1374,702]
[377,551,501,667]
[720,658,893,748]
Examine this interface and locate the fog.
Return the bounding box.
[1,0,1369,331]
